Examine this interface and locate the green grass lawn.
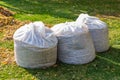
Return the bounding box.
[0,0,120,80]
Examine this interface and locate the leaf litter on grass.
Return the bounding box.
[0,6,15,27]
[0,47,15,65]
[0,7,30,66]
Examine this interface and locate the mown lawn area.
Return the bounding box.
[0,0,120,80]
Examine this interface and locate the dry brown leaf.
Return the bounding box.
[0,6,14,17]
[0,47,15,65]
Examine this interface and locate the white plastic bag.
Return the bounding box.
[51,22,95,64]
[76,14,109,52]
[13,21,58,68]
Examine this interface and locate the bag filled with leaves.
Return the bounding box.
[76,14,109,52]
[13,21,58,68]
[51,22,95,64]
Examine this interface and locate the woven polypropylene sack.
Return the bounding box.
[51,22,95,64]
[13,21,58,68]
[76,14,109,52]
